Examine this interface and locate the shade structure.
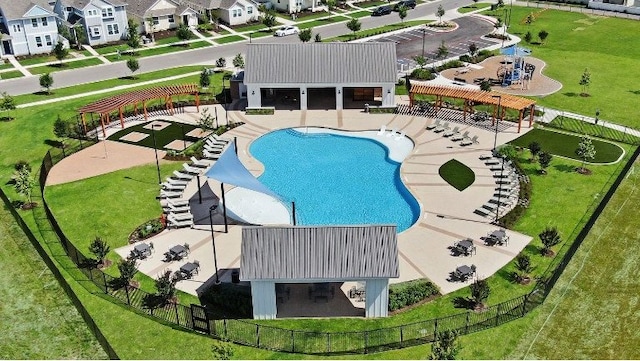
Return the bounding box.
[205,142,280,199]
[500,45,531,57]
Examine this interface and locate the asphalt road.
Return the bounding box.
[1,0,476,96]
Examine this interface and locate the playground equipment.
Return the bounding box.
[497,45,535,89]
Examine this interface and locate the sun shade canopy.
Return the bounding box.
[205,142,280,199]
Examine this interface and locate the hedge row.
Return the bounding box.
[388,279,440,311]
[200,282,253,318]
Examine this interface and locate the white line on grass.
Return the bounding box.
[523,170,638,359]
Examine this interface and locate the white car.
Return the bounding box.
[274,26,300,37]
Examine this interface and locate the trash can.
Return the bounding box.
[231,270,240,283]
[365,103,370,113]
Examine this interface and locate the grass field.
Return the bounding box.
[325,20,427,41]
[0,204,106,359]
[348,10,373,18]
[457,3,492,13]
[29,58,105,75]
[547,116,640,145]
[438,159,475,191]
[104,41,210,62]
[509,128,624,163]
[214,35,246,44]
[0,70,24,79]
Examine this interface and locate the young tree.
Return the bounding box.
[39,73,54,94]
[0,91,16,120]
[155,269,177,304]
[89,237,111,266]
[494,17,503,31]
[413,55,427,69]
[436,5,445,24]
[524,31,532,44]
[211,341,234,360]
[200,68,211,89]
[469,279,490,309]
[528,141,541,161]
[73,25,87,50]
[579,68,591,96]
[429,330,460,360]
[298,28,312,42]
[479,79,492,92]
[13,167,36,208]
[232,53,244,68]
[261,11,277,31]
[126,58,140,78]
[198,108,214,131]
[468,42,478,62]
[346,18,361,39]
[216,57,226,68]
[437,40,448,59]
[538,29,549,44]
[176,24,193,45]
[53,115,70,148]
[314,33,322,42]
[576,135,596,172]
[539,226,561,256]
[118,258,138,288]
[325,0,337,11]
[145,16,157,42]
[53,42,69,65]
[513,253,534,284]
[398,5,407,23]
[538,151,553,174]
[127,19,141,54]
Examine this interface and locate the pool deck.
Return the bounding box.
[108,100,534,297]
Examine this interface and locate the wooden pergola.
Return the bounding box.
[79,84,200,137]
[409,84,536,133]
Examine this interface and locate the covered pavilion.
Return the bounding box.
[409,84,536,132]
[78,84,200,137]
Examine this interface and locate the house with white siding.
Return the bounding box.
[53,0,129,46]
[0,0,63,56]
[270,0,319,13]
[127,0,198,35]
[186,0,259,26]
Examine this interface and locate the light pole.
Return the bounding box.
[492,95,502,153]
[249,32,253,43]
[421,27,426,58]
[222,74,230,126]
[208,205,221,285]
[180,123,186,150]
[150,124,162,184]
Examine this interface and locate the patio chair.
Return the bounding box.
[426,119,441,130]
[182,163,202,175]
[203,150,221,160]
[189,156,210,168]
[162,182,186,192]
[451,130,468,142]
[208,134,230,144]
[170,212,193,222]
[205,139,226,149]
[165,201,190,213]
[203,143,224,153]
[479,154,493,160]
[165,177,188,186]
[386,128,397,138]
[166,199,189,208]
[394,131,406,141]
[443,126,460,138]
[460,135,478,146]
[172,170,194,181]
[159,190,183,199]
[433,122,450,133]
[167,213,193,228]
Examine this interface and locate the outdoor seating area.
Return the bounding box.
[175,261,200,280]
[484,229,510,246]
[129,242,154,260]
[450,264,477,282]
[163,244,190,262]
[474,153,521,219]
[451,238,476,257]
[426,119,479,147]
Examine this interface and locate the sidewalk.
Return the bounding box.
[4,55,31,77]
[189,28,217,45]
[511,0,640,20]
[82,45,110,64]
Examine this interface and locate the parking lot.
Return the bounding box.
[367,16,496,72]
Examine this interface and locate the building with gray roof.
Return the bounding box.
[0,0,64,56]
[244,42,397,111]
[53,0,128,46]
[240,225,399,319]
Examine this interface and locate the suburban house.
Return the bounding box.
[588,0,640,14]
[126,0,198,35]
[0,0,64,56]
[185,0,260,26]
[270,0,320,13]
[244,43,397,111]
[53,0,129,46]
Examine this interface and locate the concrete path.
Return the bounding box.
[82,44,110,64]
[4,55,31,77]
[190,28,217,45]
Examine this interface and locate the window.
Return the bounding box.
[152,16,159,25]
[168,15,174,23]
[12,24,21,32]
[66,6,72,11]
[238,9,242,16]
[87,9,98,16]
[107,24,119,35]
[32,18,38,27]
[247,6,253,14]
[35,36,43,47]
[45,35,52,46]
[232,9,238,17]
[102,7,113,17]
[42,17,48,26]
[91,26,101,37]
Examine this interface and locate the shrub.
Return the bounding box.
[136,218,164,239]
[14,160,31,172]
[200,282,253,318]
[410,68,435,80]
[436,60,464,72]
[388,279,440,311]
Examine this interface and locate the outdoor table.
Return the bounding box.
[169,245,188,260]
[457,239,475,256]
[491,230,509,245]
[455,265,474,280]
[179,262,199,279]
[132,243,151,259]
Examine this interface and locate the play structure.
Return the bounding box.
[496,45,536,89]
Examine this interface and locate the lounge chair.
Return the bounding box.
[394,131,406,140]
[489,197,512,206]
[203,150,221,160]
[443,126,460,138]
[426,119,441,130]
[173,170,194,180]
[167,214,193,229]
[169,211,193,222]
[481,202,498,213]
[433,122,450,133]
[162,182,186,192]
[182,163,202,175]
[165,177,188,186]
[205,138,226,148]
[203,144,224,153]
[484,159,501,166]
[451,130,468,142]
[190,156,210,168]
[479,154,493,160]
[207,134,230,144]
[159,190,183,199]
[377,125,387,136]
[165,202,190,213]
[460,135,478,146]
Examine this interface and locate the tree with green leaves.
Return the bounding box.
[413,55,427,69]
[126,58,140,78]
[436,5,445,24]
[53,115,70,149]
[528,141,541,161]
[429,330,460,360]
[53,42,69,65]
[145,17,157,42]
[346,18,361,39]
[89,237,111,266]
[468,42,478,62]
[538,151,552,174]
[13,167,36,208]
[325,0,337,11]
[437,40,448,59]
[155,270,177,304]
[261,11,277,31]
[0,91,16,120]
[524,31,532,44]
[479,79,491,92]
[39,73,54,95]
[314,33,322,42]
[118,258,138,288]
[398,5,407,23]
[176,24,193,44]
[127,19,140,54]
[579,68,591,96]
[211,341,234,360]
[469,278,490,309]
[497,144,518,159]
[576,135,596,172]
[198,108,214,131]
[216,57,226,68]
[73,25,86,49]
[298,28,312,42]
[497,0,505,6]
[539,226,561,256]
[538,29,549,44]
[200,68,211,88]
[232,53,244,68]
[513,253,534,284]
[494,17,503,31]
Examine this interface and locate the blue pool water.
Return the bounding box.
[250,129,420,232]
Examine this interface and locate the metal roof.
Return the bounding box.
[244,43,397,85]
[240,225,399,281]
[0,0,55,20]
[410,84,536,111]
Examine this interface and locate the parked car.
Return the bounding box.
[274,25,300,37]
[372,5,392,16]
[394,0,416,10]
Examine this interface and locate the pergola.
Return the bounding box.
[78,84,200,137]
[409,84,536,133]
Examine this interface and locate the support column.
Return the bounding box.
[195,92,200,112]
[119,107,124,128]
[518,109,524,133]
[529,105,535,127]
[336,87,343,110]
[365,278,389,318]
[143,101,148,120]
[81,113,87,133]
[99,114,106,137]
[409,92,414,107]
[300,87,307,110]
[250,281,277,320]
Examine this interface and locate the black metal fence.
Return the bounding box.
[4,127,638,355]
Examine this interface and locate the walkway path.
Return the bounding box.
[82,45,110,64]
[4,55,31,77]
[190,28,218,45]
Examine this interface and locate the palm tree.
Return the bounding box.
[118,258,138,288]
[539,226,561,256]
[89,237,111,267]
[513,253,534,284]
[469,279,490,309]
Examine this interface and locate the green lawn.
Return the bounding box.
[457,2,492,13]
[104,41,210,62]
[230,22,268,33]
[547,116,640,145]
[288,11,333,22]
[154,36,181,45]
[0,204,107,359]
[1,70,24,79]
[356,0,389,8]
[18,55,64,66]
[509,128,624,163]
[298,16,350,29]
[439,159,475,191]
[325,20,428,41]
[348,10,373,18]
[0,61,13,70]
[29,58,105,75]
[94,44,128,55]
[214,35,246,44]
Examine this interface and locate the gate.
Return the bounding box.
[190,304,210,334]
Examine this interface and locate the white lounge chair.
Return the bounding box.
[203,150,221,160]
[165,177,188,186]
[167,214,193,229]
[190,156,210,168]
[169,211,193,222]
[165,202,190,213]
[460,135,478,146]
[182,163,202,175]
[443,126,460,138]
[479,154,493,160]
[162,182,186,192]
[451,131,468,142]
[394,131,406,140]
[433,122,450,133]
[426,119,441,130]
[159,190,183,199]
[204,143,224,153]
[377,125,387,136]
[173,170,194,181]
[205,138,226,148]
[484,159,501,166]
[207,134,230,144]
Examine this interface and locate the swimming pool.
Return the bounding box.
[249,128,420,232]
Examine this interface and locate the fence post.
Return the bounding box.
[174,303,180,325]
[400,325,403,347]
[495,303,502,326]
[291,330,295,353]
[256,324,260,347]
[223,319,228,340]
[326,332,330,353]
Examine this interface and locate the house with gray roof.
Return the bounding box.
[240,225,399,319]
[126,0,198,35]
[270,0,320,14]
[185,0,259,26]
[0,0,64,56]
[244,43,397,111]
[53,0,128,46]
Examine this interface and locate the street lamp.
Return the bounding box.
[249,32,253,43]
[491,95,502,153]
[492,95,503,224]
[222,74,230,126]
[421,27,427,58]
[208,205,221,285]
[150,123,162,184]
